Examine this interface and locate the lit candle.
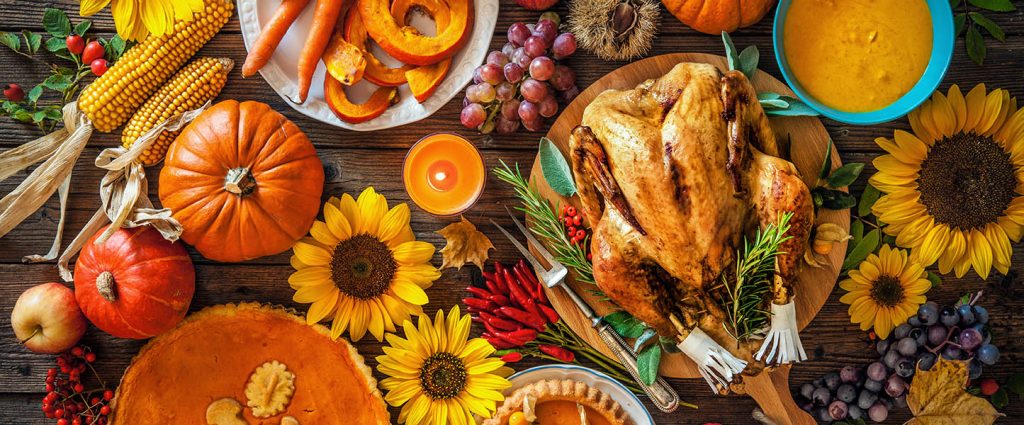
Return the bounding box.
[403,133,485,216]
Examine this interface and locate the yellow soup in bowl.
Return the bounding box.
[783,0,933,112]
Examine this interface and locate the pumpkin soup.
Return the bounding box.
[783,0,933,112]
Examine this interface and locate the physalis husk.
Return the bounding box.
[244,360,296,418]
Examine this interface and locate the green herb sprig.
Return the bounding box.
[721,32,819,117]
[721,212,793,343]
[0,8,129,133]
[953,0,1016,65]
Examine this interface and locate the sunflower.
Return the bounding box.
[377,306,513,425]
[869,84,1024,280]
[839,245,930,339]
[79,0,205,41]
[289,187,441,342]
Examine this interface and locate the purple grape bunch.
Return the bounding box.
[460,12,579,134]
[795,293,998,423]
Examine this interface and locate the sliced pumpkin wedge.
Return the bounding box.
[392,0,452,103]
[344,7,413,87]
[324,75,398,124]
[357,0,473,66]
[322,29,366,85]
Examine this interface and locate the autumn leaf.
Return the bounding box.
[906,358,1003,425]
[436,216,494,270]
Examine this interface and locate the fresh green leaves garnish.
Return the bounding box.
[811,139,864,210]
[636,343,662,385]
[722,32,820,117]
[954,0,1016,65]
[842,228,879,271]
[538,137,577,197]
[603,311,647,338]
[721,212,792,343]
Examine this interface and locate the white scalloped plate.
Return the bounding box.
[237,0,497,131]
[505,365,656,425]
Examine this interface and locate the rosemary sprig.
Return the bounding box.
[722,212,793,343]
[493,160,595,285]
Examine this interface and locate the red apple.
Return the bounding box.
[11,283,87,354]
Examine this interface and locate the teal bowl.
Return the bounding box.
[772,0,955,125]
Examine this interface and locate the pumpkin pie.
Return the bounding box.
[109,303,390,425]
[484,379,631,425]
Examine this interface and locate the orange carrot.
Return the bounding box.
[295,0,347,103]
[242,0,312,78]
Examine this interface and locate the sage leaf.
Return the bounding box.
[538,137,577,197]
[927,271,943,288]
[27,85,42,103]
[74,20,92,37]
[760,98,790,109]
[603,311,646,338]
[763,96,820,116]
[858,184,880,217]
[819,138,834,180]
[722,32,740,72]
[827,163,864,188]
[0,32,21,52]
[966,26,986,65]
[659,336,681,353]
[970,12,1005,41]
[968,0,1016,12]
[22,31,40,55]
[758,92,780,101]
[42,8,71,38]
[738,45,759,79]
[633,328,658,352]
[817,188,857,210]
[636,343,662,385]
[954,13,967,37]
[842,229,880,270]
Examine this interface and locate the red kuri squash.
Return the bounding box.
[158,100,325,262]
[73,225,195,339]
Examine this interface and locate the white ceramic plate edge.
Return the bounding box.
[237,0,498,131]
[506,364,656,425]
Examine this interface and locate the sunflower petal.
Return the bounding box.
[378,203,411,243]
[964,84,988,132]
[393,241,437,265]
[293,284,336,304]
[288,267,332,288]
[80,0,112,16]
[968,229,993,279]
[324,202,353,241]
[331,297,353,340]
[293,241,333,266]
[393,280,430,305]
[986,223,1012,275]
[357,187,388,236]
[947,84,968,132]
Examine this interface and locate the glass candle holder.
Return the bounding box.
[402,133,485,216]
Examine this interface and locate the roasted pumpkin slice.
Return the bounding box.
[343,6,414,87]
[392,0,452,103]
[322,29,366,85]
[324,75,398,124]
[358,0,473,66]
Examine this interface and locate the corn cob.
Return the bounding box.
[121,57,233,166]
[78,0,233,133]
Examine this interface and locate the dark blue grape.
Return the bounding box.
[823,372,840,390]
[957,304,976,325]
[972,323,992,345]
[942,345,962,360]
[800,383,815,400]
[894,323,912,339]
[896,359,916,378]
[917,352,938,371]
[840,366,860,383]
[927,325,948,346]
[912,327,928,346]
[895,394,908,409]
[864,378,883,393]
[975,305,989,324]
[817,407,833,422]
[829,400,849,420]
[897,337,918,356]
[812,387,831,406]
[867,362,888,381]
[848,405,864,420]
[940,306,960,327]
[876,339,890,356]
[969,359,984,380]
[959,328,983,351]
[857,390,878,410]
[908,316,923,327]
[837,384,857,403]
[918,301,940,325]
[883,350,902,369]
[977,344,1000,365]
[868,402,889,422]
[885,375,907,397]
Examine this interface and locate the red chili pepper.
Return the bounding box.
[513,263,542,301]
[487,293,511,306]
[492,262,510,292]
[500,352,523,363]
[498,328,538,345]
[505,269,531,308]
[483,334,516,349]
[522,298,546,324]
[481,271,496,281]
[539,345,575,362]
[463,297,496,311]
[484,278,502,296]
[539,304,560,323]
[516,260,548,305]
[498,306,546,331]
[480,311,521,331]
[466,286,493,299]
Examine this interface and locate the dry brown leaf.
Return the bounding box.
[905,358,1003,425]
[437,216,494,270]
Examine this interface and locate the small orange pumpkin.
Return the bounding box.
[159,100,325,262]
[663,0,776,34]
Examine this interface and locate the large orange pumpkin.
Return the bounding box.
[159,100,325,262]
[74,225,195,339]
[663,0,776,34]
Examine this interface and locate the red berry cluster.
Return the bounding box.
[41,346,112,425]
[66,35,108,76]
[559,205,590,251]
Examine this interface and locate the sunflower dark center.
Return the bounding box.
[917,132,1017,230]
[870,275,906,307]
[419,352,467,400]
[330,234,396,299]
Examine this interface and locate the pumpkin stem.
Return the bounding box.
[225,167,256,196]
[96,271,117,302]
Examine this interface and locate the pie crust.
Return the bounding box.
[108,303,390,424]
[484,379,631,425]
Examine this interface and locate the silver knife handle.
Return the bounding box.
[596,324,680,412]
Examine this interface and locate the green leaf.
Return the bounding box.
[12,109,33,122]
[970,12,1006,41]
[42,74,71,91]
[27,85,43,103]
[31,110,48,123]
[722,32,740,72]
[927,271,943,288]
[603,311,646,338]
[2,101,18,113]
[966,25,987,65]
[758,92,780,101]
[42,106,63,121]
[759,98,790,109]
[763,95,820,116]
[538,137,577,197]
[42,8,72,38]
[842,229,880,270]
[738,45,759,79]
[850,219,864,248]
[991,388,1009,409]
[1006,372,1024,396]
[968,0,1016,11]
[0,32,21,52]
[636,343,662,385]
[827,163,865,188]
[819,139,834,180]
[659,336,681,353]
[74,20,92,36]
[816,188,857,210]
[955,14,968,37]
[45,37,67,53]
[633,328,658,352]
[107,34,127,60]
[21,31,41,55]
[858,184,881,217]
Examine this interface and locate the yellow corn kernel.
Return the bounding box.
[78,0,233,133]
[121,57,233,166]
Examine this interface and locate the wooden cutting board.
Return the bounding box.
[528,53,850,425]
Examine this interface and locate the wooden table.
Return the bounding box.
[1,1,1023,424]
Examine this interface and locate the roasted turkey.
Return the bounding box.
[569,63,815,364]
